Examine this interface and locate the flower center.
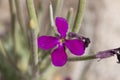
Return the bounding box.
[59,38,65,45]
[60,38,65,43]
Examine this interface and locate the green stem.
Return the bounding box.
[37,1,42,33]
[49,2,55,27]
[38,50,50,66]
[27,0,38,30]
[54,0,63,17]
[9,0,16,52]
[26,0,39,79]
[9,0,15,30]
[68,55,96,61]
[27,0,38,66]
[30,30,38,66]
[67,8,74,32]
[40,58,51,74]
[72,0,86,33]
[49,2,57,33]
[15,0,26,35]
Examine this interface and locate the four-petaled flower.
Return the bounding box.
[37,17,85,66]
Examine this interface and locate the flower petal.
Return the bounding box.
[65,39,85,55]
[55,17,68,37]
[37,36,58,50]
[51,46,67,66]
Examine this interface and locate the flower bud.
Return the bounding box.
[96,50,115,59]
[68,32,90,48]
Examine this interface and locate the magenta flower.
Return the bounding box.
[38,17,85,66]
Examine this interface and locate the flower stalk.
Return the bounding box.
[72,0,86,33]
[67,8,74,32]
[68,47,120,62]
[68,55,96,61]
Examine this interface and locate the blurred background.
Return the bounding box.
[0,0,120,80]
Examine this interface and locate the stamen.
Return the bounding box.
[59,38,65,43]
